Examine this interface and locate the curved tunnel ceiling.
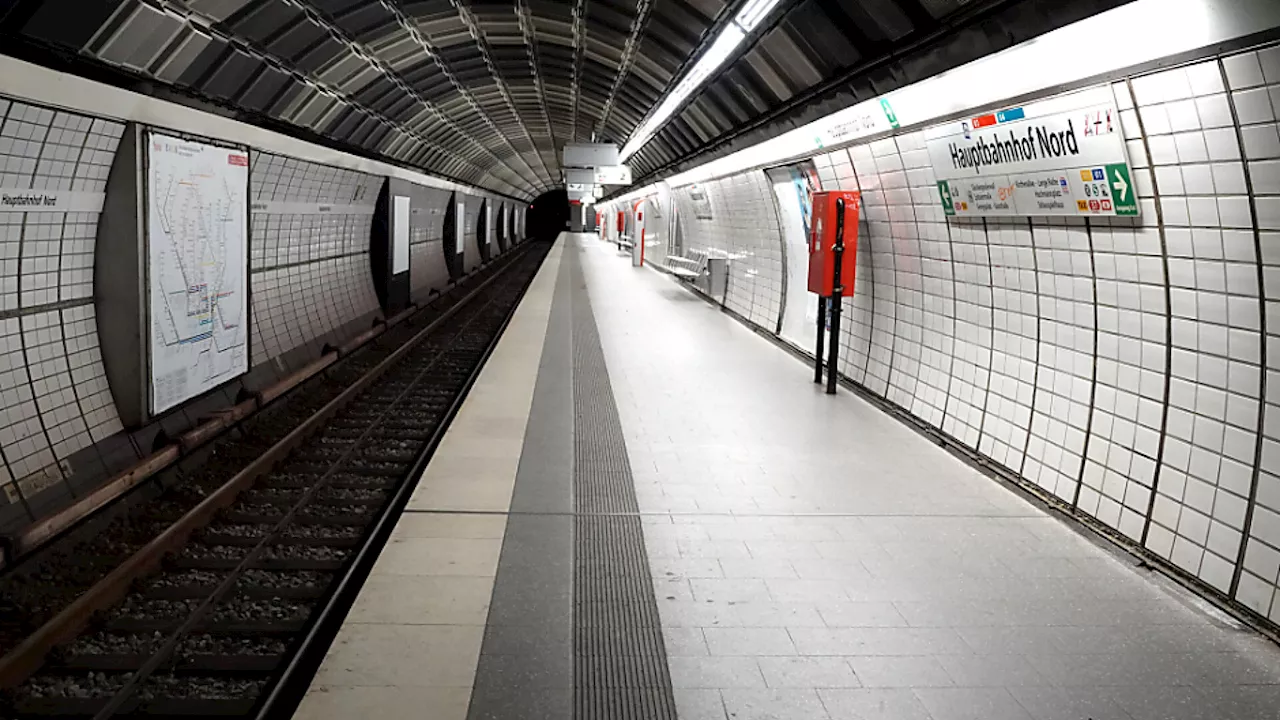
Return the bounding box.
[0,0,1129,198]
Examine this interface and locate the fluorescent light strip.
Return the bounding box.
[619,0,778,162]
[662,0,1277,188]
[608,0,1278,202]
[735,0,780,31]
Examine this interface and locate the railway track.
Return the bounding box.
[0,242,549,719]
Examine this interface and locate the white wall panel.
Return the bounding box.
[944,218,993,448]
[248,151,381,368]
[1244,45,1280,625]
[851,143,897,397]
[1131,59,1263,594]
[903,131,954,429]
[1025,219,1095,504]
[0,97,123,510]
[671,173,785,330]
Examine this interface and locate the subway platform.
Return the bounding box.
[294,234,1280,720]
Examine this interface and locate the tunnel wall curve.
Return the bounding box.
[604,40,1280,632]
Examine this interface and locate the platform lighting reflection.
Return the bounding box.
[618,0,782,162]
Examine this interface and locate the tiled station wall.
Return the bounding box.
[628,43,1280,629]
[0,91,513,531]
[672,172,784,330]
[408,186,451,303]
[461,193,483,274]
[248,151,382,370]
[0,99,126,513]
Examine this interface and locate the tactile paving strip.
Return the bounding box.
[571,251,678,719]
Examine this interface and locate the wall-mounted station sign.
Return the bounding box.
[593,165,632,185]
[925,87,1138,218]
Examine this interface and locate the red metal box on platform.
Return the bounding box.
[806,190,861,296]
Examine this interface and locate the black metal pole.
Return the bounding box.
[814,296,826,383]
[827,198,846,395]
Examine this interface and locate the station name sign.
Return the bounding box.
[0,189,107,213]
[925,87,1138,218]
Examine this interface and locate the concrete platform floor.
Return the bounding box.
[295,234,1280,720]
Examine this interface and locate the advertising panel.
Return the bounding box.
[146,131,250,414]
[925,87,1138,218]
[455,201,465,254]
[688,184,713,220]
[392,196,410,273]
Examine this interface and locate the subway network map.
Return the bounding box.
[147,132,249,414]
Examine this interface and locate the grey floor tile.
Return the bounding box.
[1192,648,1280,685]
[668,656,767,689]
[659,598,740,628]
[846,655,954,688]
[766,578,853,603]
[758,657,862,689]
[936,654,1050,687]
[1101,686,1219,720]
[675,688,728,720]
[790,627,971,656]
[790,558,875,583]
[746,540,823,559]
[691,578,775,603]
[664,627,710,656]
[467,687,572,720]
[720,688,832,720]
[817,602,909,628]
[731,602,827,628]
[652,557,726,579]
[656,576,698,601]
[1196,685,1280,720]
[470,652,572,689]
[1007,686,1134,720]
[818,688,933,720]
[479,621,570,657]
[953,626,1063,656]
[704,627,797,656]
[679,539,753,558]
[913,687,1034,720]
[719,558,800,579]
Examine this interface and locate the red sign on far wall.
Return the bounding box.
[228,154,248,167]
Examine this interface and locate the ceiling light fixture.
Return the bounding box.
[618,0,781,163]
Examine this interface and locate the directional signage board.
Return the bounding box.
[593,165,632,185]
[925,86,1138,218]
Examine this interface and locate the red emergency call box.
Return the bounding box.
[807,190,861,296]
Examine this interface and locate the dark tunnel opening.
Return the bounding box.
[528,188,569,243]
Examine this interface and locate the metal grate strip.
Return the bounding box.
[571,250,677,720]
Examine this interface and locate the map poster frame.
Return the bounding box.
[141,127,252,417]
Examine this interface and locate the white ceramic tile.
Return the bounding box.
[1187,197,1221,226]
[1235,87,1278,125]
[1208,163,1247,196]
[1253,159,1280,195]
[1242,124,1280,160]
[1165,99,1202,131]
[1203,127,1242,161]
[1181,164,1216,195]
[1260,45,1280,85]
[1187,60,1227,95]
[1224,51,1266,90]
[1146,135,1179,165]
[1175,131,1211,163]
